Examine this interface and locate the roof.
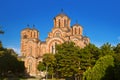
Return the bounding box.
[72,23,83,27]
[55,13,70,19]
[22,27,39,32]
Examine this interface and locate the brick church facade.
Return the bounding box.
[20,12,90,76]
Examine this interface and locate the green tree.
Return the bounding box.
[55,42,80,79]
[79,43,100,71]
[83,55,114,80]
[37,61,46,71]
[114,43,120,54]
[43,53,56,79]
[114,53,120,80]
[0,42,25,77]
[100,43,114,56]
[38,53,56,79]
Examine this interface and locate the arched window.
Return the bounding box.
[75,28,77,34]
[79,28,81,34]
[23,34,27,39]
[58,19,60,27]
[56,32,60,37]
[34,32,35,37]
[51,42,57,54]
[29,46,32,56]
[31,32,32,37]
[64,19,67,27]
[52,46,54,53]
[54,42,57,53]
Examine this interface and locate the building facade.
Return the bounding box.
[21,12,90,76]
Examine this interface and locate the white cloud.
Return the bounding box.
[7,46,20,55]
[12,48,20,54]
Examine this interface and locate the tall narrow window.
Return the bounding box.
[54,42,57,54]
[75,28,77,34]
[30,46,32,55]
[34,32,35,38]
[52,46,54,53]
[55,42,57,46]
[64,19,67,27]
[30,32,32,37]
[79,28,81,35]
[58,19,60,27]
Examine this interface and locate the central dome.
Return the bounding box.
[55,13,70,19]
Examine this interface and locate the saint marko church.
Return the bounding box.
[20,12,90,76]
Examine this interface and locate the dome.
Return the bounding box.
[55,13,70,19]
[72,23,82,27]
[22,25,39,32]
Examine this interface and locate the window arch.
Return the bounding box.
[79,28,81,35]
[75,28,77,34]
[58,19,60,27]
[56,32,60,37]
[54,30,61,37]
[29,46,32,56]
[31,32,32,37]
[64,19,67,27]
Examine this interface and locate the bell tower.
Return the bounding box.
[21,25,39,57]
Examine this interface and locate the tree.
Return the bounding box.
[38,53,56,79]
[0,42,25,77]
[83,55,114,80]
[55,42,80,79]
[113,43,120,80]
[114,53,120,80]
[100,43,114,56]
[79,43,100,71]
[37,61,46,71]
[114,43,120,54]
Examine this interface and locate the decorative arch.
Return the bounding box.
[47,38,64,54]
[53,29,63,37]
[53,30,62,37]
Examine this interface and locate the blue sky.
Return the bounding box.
[0,0,120,54]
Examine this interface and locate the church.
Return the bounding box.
[20,12,90,76]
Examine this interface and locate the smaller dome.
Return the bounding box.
[72,23,82,27]
[56,13,67,17]
[22,25,39,32]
